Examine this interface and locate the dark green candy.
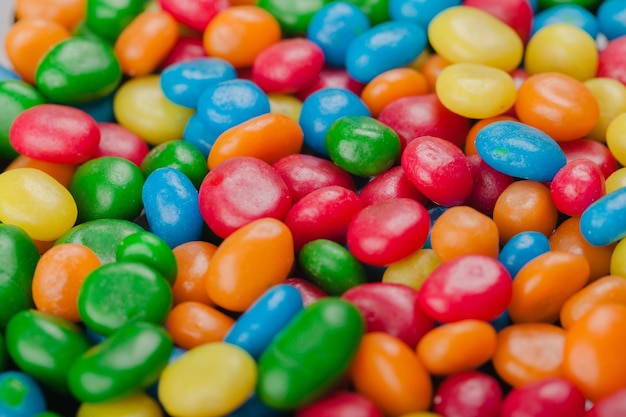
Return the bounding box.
[68,321,173,403]
[258,0,332,34]
[348,0,389,25]
[78,261,172,335]
[0,333,5,372]
[116,231,178,285]
[0,81,46,159]
[5,310,91,393]
[86,0,145,42]
[299,239,367,295]
[257,298,364,409]
[69,156,144,223]
[538,0,601,9]
[140,140,209,189]
[326,115,401,177]
[35,37,122,104]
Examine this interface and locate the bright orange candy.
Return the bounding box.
[172,241,218,306]
[208,113,304,170]
[493,323,565,387]
[464,115,518,155]
[165,301,235,350]
[515,72,600,142]
[560,275,626,330]
[430,205,499,262]
[4,18,71,84]
[6,155,77,189]
[508,251,589,323]
[114,10,179,77]
[205,218,294,312]
[15,0,85,30]
[350,332,432,417]
[416,320,496,376]
[549,216,616,282]
[418,54,450,93]
[361,68,429,117]
[563,304,626,402]
[203,6,282,68]
[493,180,558,243]
[32,243,101,322]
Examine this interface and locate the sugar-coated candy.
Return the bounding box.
[183,113,219,158]
[166,301,234,350]
[85,0,144,42]
[580,187,626,246]
[463,0,533,44]
[584,77,626,142]
[498,231,551,278]
[464,154,515,216]
[388,0,461,27]
[160,0,229,33]
[532,4,598,38]
[141,140,208,189]
[95,122,150,166]
[116,231,178,285]
[598,36,626,85]
[0,80,45,159]
[382,249,441,292]
[359,166,427,207]
[597,0,626,40]
[433,371,502,417]
[257,0,330,35]
[285,278,328,307]
[0,371,46,417]
[550,159,605,217]
[500,377,586,417]
[171,241,217,306]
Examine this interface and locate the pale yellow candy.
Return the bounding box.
[0,168,77,241]
[525,24,598,82]
[436,63,517,119]
[611,238,626,278]
[113,75,194,146]
[428,6,523,72]
[606,113,626,166]
[584,78,626,142]
[382,249,441,291]
[159,342,257,417]
[268,93,302,122]
[77,393,163,417]
[606,167,626,194]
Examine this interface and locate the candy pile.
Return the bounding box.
[3,0,626,416]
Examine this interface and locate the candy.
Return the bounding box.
[171,241,217,305]
[116,232,178,285]
[165,301,234,349]
[550,159,605,217]
[160,0,229,33]
[532,4,598,38]
[296,391,383,417]
[433,371,502,417]
[95,122,149,166]
[500,377,586,417]
[359,166,427,207]
[464,154,515,216]
[141,141,208,189]
[388,0,461,27]
[85,0,144,42]
[498,231,551,278]
[597,0,626,40]
[382,249,441,291]
[0,371,46,417]
[76,393,164,417]
[580,187,626,246]
[464,0,533,43]
[360,68,428,117]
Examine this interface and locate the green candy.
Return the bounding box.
[68,321,173,403]
[299,239,367,295]
[116,231,178,285]
[0,81,46,160]
[257,298,364,409]
[0,224,39,328]
[72,20,114,45]
[348,0,389,25]
[258,0,332,34]
[69,157,144,223]
[140,140,208,189]
[35,37,122,105]
[5,310,91,393]
[35,413,63,417]
[326,115,401,177]
[86,0,145,42]
[78,261,173,335]
[55,218,144,264]
[538,0,601,9]
[0,333,5,372]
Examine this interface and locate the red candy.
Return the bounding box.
[296,391,383,417]
[159,0,228,32]
[598,36,626,86]
[464,0,533,44]
[9,104,100,164]
[358,166,428,207]
[559,138,618,179]
[501,377,586,417]
[160,36,208,70]
[94,122,150,167]
[283,277,328,307]
[433,371,503,417]
[550,159,606,217]
[586,388,626,417]
[465,154,515,216]
[297,67,365,101]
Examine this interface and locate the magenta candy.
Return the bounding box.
[465,154,515,216]
[159,0,228,32]
[377,94,471,149]
[341,282,434,348]
[9,104,100,164]
[284,278,328,306]
[418,254,512,322]
[346,198,429,266]
[586,387,626,417]
[296,391,383,417]
[433,371,503,417]
[559,139,618,179]
[198,156,292,238]
[550,159,606,217]
[273,154,356,203]
[252,38,325,94]
[284,185,363,251]
[160,36,208,70]
[401,135,474,207]
[464,0,533,43]
[358,166,428,207]
[297,68,365,101]
[94,122,150,166]
[598,36,626,86]
[501,377,586,417]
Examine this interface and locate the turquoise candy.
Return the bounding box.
[0,371,46,417]
[581,187,626,246]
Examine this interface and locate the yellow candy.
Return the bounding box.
[436,63,517,119]
[382,249,441,291]
[611,238,626,278]
[524,24,598,82]
[77,393,163,417]
[606,167,626,194]
[268,93,303,122]
[0,168,77,241]
[606,113,626,166]
[159,343,257,417]
[428,6,523,72]
[113,75,194,146]
[584,78,626,142]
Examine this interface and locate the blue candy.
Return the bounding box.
[299,87,370,156]
[498,231,551,278]
[307,2,370,67]
[142,168,203,248]
[225,284,303,360]
[388,0,462,28]
[183,113,220,158]
[345,20,427,83]
[532,4,598,38]
[580,187,626,246]
[0,65,21,82]
[160,58,236,108]
[74,92,116,123]
[598,0,626,40]
[475,121,567,182]
[0,371,46,417]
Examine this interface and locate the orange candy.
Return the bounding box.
[32,243,101,322]
[563,304,626,402]
[493,180,558,243]
[416,320,496,376]
[515,72,600,142]
[4,18,71,84]
[464,115,518,155]
[15,0,86,30]
[203,6,282,68]
[350,332,432,417]
[430,205,499,262]
[114,10,179,77]
[205,218,294,312]
[165,301,235,350]
[419,54,450,93]
[172,241,218,306]
[508,251,589,323]
[561,275,626,330]
[493,323,565,387]
[5,155,77,189]
[361,68,429,117]
[208,113,304,170]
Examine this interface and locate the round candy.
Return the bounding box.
[532,4,598,38]
[464,154,515,216]
[580,187,626,246]
[0,372,46,417]
[85,0,145,42]
[598,36,626,86]
[77,392,164,417]
[360,68,429,117]
[171,241,217,305]
[382,249,441,291]
[463,0,533,43]
[296,391,383,417]
[141,140,208,189]
[433,371,502,417]
[388,0,462,28]
[501,377,586,417]
[597,0,626,40]
[606,113,626,166]
[95,122,150,166]
[586,388,626,417]
[498,231,551,278]
[257,0,331,35]
[160,0,229,33]
[166,301,234,350]
[550,159,605,217]
[359,166,427,207]
[584,77,626,142]
[116,231,178,285]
